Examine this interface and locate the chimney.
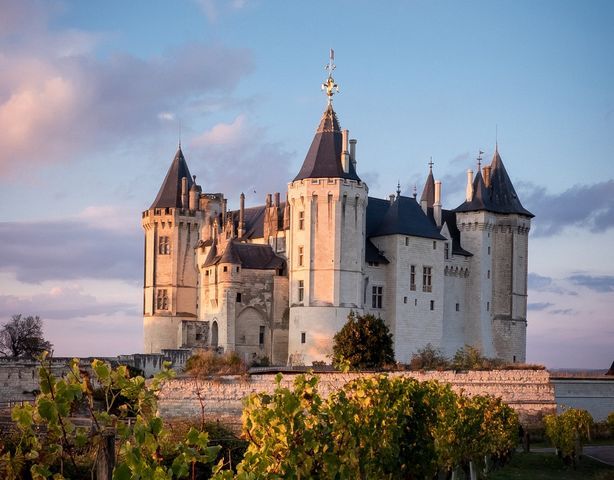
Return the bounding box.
[283,194,290,230]
[238,192,245,237]
[222,198,227,225]
[274,192,280,207]
[389,194,396,204]
[341,129,350,173]
[349,138,357,168]
[181,177,188,209]
[265,193,272,207]
[189,175,199,211]
[483,166,491,188]
[466,169,474,202]
[434,180,442,227]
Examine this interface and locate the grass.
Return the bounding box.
[489,452,614,480]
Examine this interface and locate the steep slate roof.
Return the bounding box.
[420,167,435,208]
[367,195,446,240]
[204,240,285,270]
[441,210,472,257]
[150,147,194,209]
[365,239,390,264]
[454,149,534,217]
[293,105,361,182]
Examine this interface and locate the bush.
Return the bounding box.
[607,411,614,436]
[332,312,395,370]
[185,350,247,377]
[452,345,505,370]
[544,408,593,466]
[409,343,449,370]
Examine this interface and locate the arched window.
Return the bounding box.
[211,321,218,348]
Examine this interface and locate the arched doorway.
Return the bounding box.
[211,320,218,348]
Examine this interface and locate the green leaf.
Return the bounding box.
[37,398,57,423]
[112,463,132,480]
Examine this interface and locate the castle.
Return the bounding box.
[141,62,533,366]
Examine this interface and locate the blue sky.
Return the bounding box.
[0,0,612,368]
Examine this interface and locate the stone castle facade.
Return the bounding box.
[142,82,533,366]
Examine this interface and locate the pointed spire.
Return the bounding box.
[420,159,435,208]
[150,147,194,209]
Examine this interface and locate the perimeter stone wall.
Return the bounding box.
[157,369,555,429]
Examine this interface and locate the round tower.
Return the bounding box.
[142,147,204,353]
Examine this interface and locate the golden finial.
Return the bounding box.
[321,48,339,105]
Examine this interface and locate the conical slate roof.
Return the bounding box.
[293,105,361,182]
[150,147,194,209]
[420,167,435,207]
[454,148,533,217]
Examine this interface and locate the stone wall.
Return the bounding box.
[157,369,555,429]
[552,377,614,421]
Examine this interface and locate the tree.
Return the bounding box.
[0,314,53,358]
[332,312,395,370]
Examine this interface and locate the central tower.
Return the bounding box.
[287,52,368,364]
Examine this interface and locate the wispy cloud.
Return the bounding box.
[527,302,553,311]
[567,274,614,293]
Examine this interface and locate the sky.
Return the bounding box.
[0,0,612,368]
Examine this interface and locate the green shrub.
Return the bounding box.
[332,312,395,370]
[544,408,594,466]
[185,350,247,376]
[409,343,449,370]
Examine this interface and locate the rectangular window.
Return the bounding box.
[422,266,432,292]
[405,237,409,246]
[236,266,240,273]
[236,292,242,303]
[455,303,460,312]
[298,246,304,266]
[371,286,383,309]
[487,301,490,311]
[433,241,437,250]
[298,211,305,230]
[487,270,491,279]
[158,236,170,255]
[403,296,407,304]
[410,265,416,291]
[156,289,168,310]
[223,266,228,272]
[298,280,304,302]
[488,246,491,255]
[301,332,306,344]
[430,300,434,311]
[444,242,449,260]
[259,326,265,346]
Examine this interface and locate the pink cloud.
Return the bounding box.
[192,114,247,146]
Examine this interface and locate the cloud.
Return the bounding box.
[517,180,614,237]
[527,302,553,311]
[0,216,141,284]
[190,115,293,202]
[196,0,248,22]
[567,274,614,293]
[0,3,254,178]
[0,285,136,321]
[550,308,575,316]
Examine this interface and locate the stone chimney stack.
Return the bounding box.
[181,177,188,209]
[274,192,280,207]
[483,166,492,188]
[349,138,357,169]
[265,193,272,207]
[283,193,290,230]
[466,169,474,202]
[434,180,442,227]
[238,192,245,238]
[341,129,350,173]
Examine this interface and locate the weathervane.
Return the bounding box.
[428,156,434,170]
[477,150,484,170]
[321,49,339,105]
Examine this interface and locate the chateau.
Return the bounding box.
[141,63,533,366]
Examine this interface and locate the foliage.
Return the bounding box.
[544,408,594,466]
[185,350,247,377]
[249,356,270,368]
[215,372,520,479]
[409,343,449,370]
[0,314,53,358]
[607,411,614,434]
[451,344,506,370]
[332,312,395,370]
[0,353,221,479]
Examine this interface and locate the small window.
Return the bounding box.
[444,242,449,260]
[513,355,516,363]
[410,265,416,291]
[236,266,240,273]
[403,296,407,304]
[259,326,265,346]
[371,286,383,309]
[223,266,228,272]
[455,303,460,312]
[487,270,490,279]
[205,270,209,276]
[414,299,418,306]
[298,280,304,302]
[156,289,168,310]
[298,246,304,266]
[422,266,432,292]
[487,301,490,311]
[158,236,170,255]
[405,237,409,246]
[236,292,242,303]
[433,241,437,250]
[298,211,305,230]
[488,246,491,255]
[195,333,202,341]
[430,300,434,311]
[301,332,306,344]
